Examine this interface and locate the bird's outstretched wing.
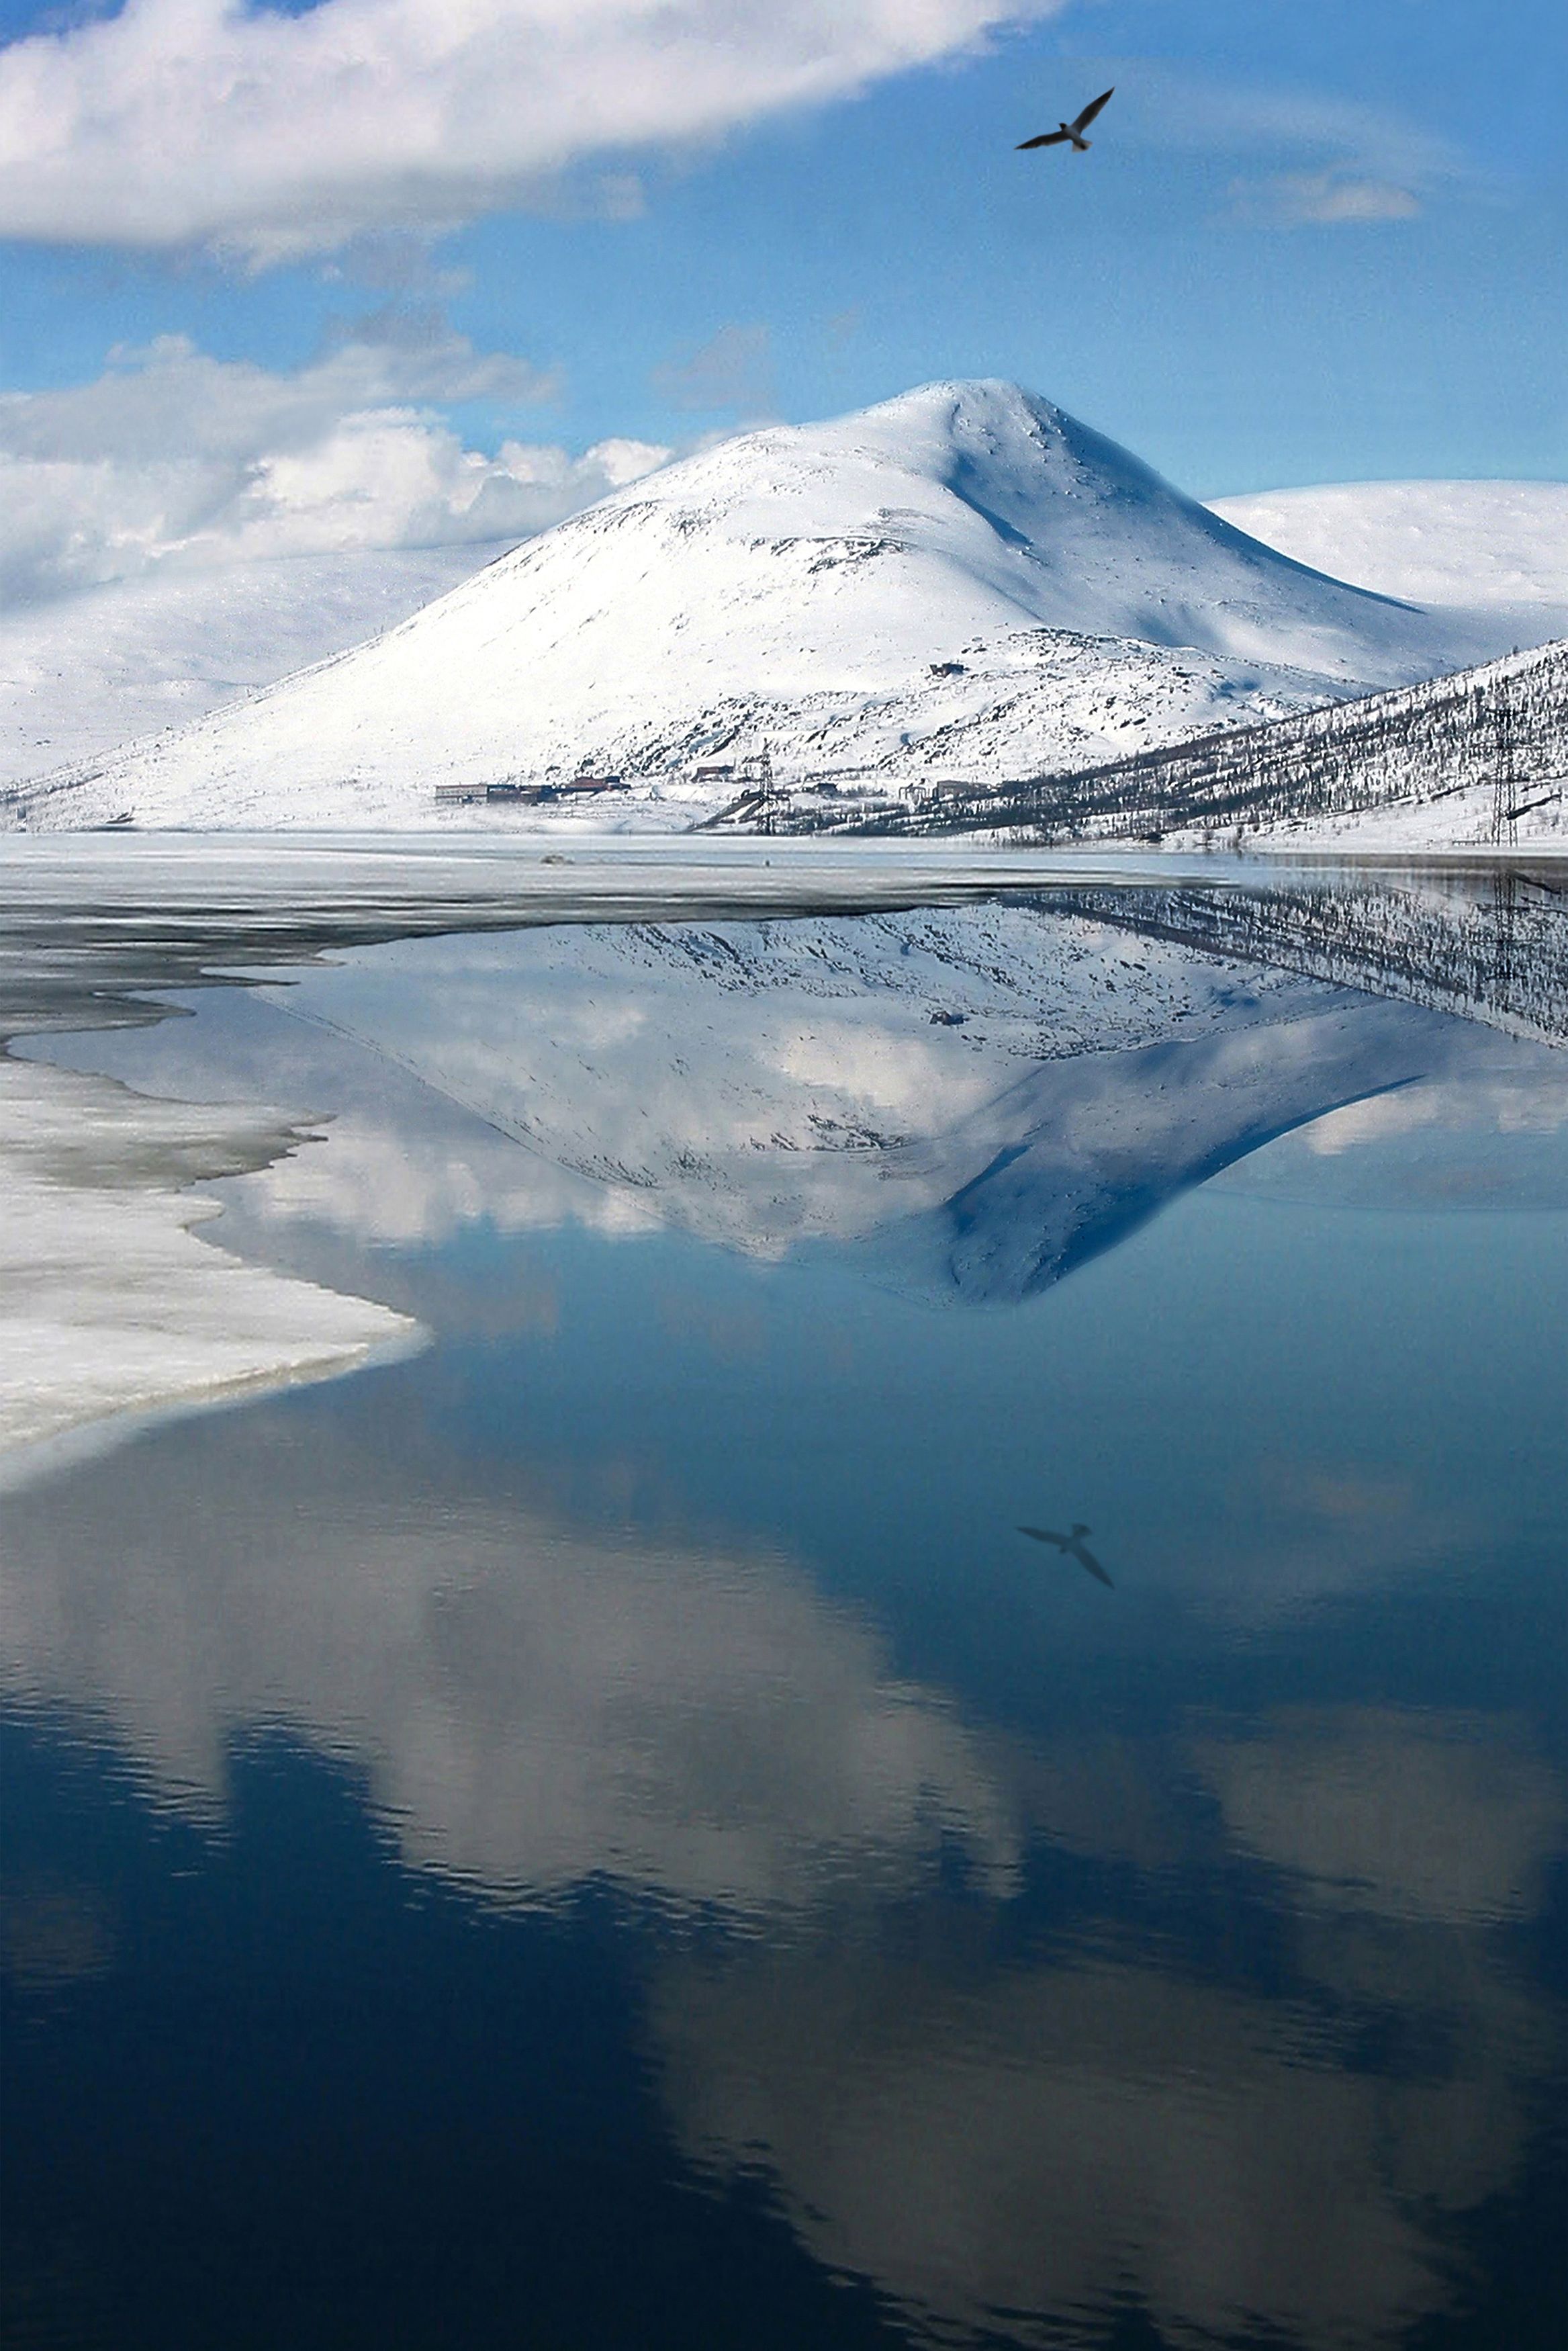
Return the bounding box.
[1071,87,1115,135]
[1074,1545,1115,1590]
[1016,130,1070,148]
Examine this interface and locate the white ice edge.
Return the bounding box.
[0,1323,424,1499]
[0,1052,422,1490]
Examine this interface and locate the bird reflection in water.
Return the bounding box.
[1018,1521,1114,1587]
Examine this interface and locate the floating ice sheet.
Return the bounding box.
[0,1055,414,1487]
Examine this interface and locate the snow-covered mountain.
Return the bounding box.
[0,544,505,789]
[1209,480,1568,627]
[9,381,1525,832]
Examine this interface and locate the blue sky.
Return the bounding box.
[449,1,1567,492]
[0,0,1561,603]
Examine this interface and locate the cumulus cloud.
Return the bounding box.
[0,329,670,607]
[0,0,1064,261]
[655,1707,1563,2348]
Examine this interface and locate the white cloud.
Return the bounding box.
[1119,67,1458,229]
[0,0,1064,261]
[1160,74,1454,178]
[0,1396,1019,1912]
[1231,170,1422,227]
[0,330,671,607]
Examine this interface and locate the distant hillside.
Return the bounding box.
[0,546,504,791]
[808,635,1568,852]
[4,380,1520,833]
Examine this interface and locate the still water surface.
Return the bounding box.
[3,856,1567,2349]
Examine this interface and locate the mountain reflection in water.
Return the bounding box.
[28,885,1565,1310]
[3,852,1567,2351]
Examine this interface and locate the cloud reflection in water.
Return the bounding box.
[3,1395,1563,2350]
[658,1708,1564,2349]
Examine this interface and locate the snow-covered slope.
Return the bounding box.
[11,381,1523,832]
[956,634,1568,852]
[0,544,505,789]
[1209,480,1568,624]
[1212,633,1568,850]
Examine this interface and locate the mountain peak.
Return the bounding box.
[747,376,1158,490]
[837,375,1060,432]
[625,376,1150,515]
[597,375,1358,622]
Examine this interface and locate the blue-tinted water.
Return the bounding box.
[3,873,1567,2349]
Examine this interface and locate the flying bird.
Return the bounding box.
[1017,87,1115,153]
[1018,1523,1113,1588]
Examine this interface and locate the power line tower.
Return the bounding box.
[745,742,778,836]
[1491,863,1518,1014]
[1491,685,1518,849]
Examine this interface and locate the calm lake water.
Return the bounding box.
[3,849,1567,2350]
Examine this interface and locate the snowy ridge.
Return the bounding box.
[1209,480,1568,623]
[6,381,1524,832]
